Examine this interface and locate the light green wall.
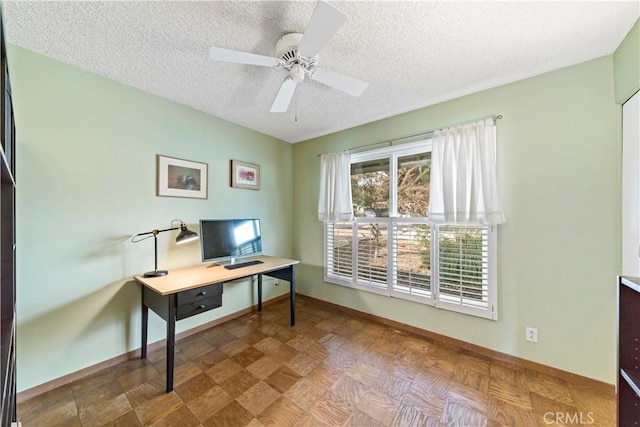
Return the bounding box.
[9,45,293,392]
[614,18,640,104]
[293,56,620,384]
[8,38,624,391]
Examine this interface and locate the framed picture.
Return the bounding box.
[230,160,260,190]
[157,155,208,199]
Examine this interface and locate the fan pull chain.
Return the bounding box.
[294,88,298,122]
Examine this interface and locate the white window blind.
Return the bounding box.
[434,225,496,319]
[325,221,353,284]
[391,219,432,302]
[355,220,389,293]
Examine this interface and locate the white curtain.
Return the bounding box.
[318,150,353,222]
[429,118,506,225]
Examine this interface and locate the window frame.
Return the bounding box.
[323,140,498,321]
[349,141,431,218]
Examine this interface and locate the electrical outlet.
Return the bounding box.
[526,327,538,343]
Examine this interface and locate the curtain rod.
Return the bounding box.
[318,114,502,157]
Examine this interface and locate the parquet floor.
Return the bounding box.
[18,297,615,426]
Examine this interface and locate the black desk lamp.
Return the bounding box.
[132,219,199,277]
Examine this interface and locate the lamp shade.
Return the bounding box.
[176,224,198,244]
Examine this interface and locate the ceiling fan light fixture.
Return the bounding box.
[291,64,305,83]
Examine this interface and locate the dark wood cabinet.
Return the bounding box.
[0,6,16,426]
[618,276,640,425]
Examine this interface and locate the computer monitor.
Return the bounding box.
[199,219,262,264]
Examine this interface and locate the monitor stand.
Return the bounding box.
[213,257,237,267]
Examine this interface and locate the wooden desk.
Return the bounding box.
[134,255,299,392]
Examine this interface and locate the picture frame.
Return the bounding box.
[157,155,208,199]
[230,160,260,190]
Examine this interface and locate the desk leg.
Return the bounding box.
[141,287,148,359]
[290,265,296,326]
[258,274,263,311]
[166,295,176,393]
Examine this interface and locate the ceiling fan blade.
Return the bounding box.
[310,67,368,97]
[297,1,347,58]
[270,78,297,112]
[209,47,280,67]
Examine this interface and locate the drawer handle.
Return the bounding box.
[200,291,207,296]
[199,304,206,309]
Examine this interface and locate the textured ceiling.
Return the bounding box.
[3,1,639,143]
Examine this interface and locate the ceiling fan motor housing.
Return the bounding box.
[275,33,317,74]
[275,33,302,62]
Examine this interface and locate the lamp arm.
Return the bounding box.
[155,226,181,234]
[131,225,181,243]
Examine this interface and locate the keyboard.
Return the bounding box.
[224,260,264,270]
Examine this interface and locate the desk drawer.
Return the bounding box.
[176,283,223,306]
[176,294,222,320]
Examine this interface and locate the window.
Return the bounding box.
[324,141,497,320]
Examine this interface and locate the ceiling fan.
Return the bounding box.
[209,1,368,113]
